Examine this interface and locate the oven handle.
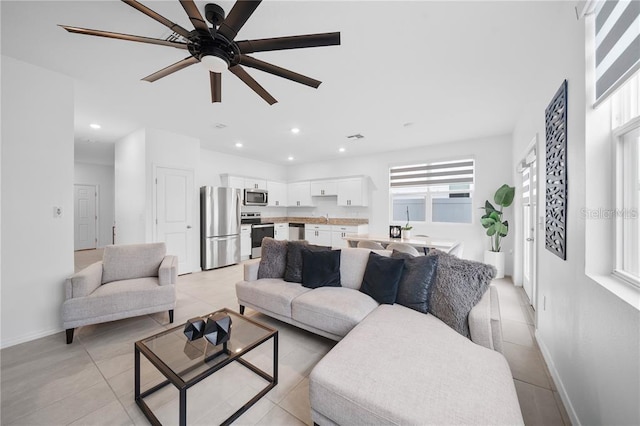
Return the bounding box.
[252,224,274,228]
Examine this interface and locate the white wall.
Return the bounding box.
[511,3,639,424]
[1,56,74,347]
[287,134,514,271]
[74,162,115,247]
[114,129,146,245]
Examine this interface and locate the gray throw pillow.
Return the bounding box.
[257,238,288,279]
[427,249,496,338]
[391,250,438,313]
[284,241,330,283]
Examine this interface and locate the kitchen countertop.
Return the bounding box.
[263,217,368,226]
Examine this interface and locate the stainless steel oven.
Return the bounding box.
[251,223,274,258]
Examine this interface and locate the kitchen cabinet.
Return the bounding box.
[337,177,369,206]
[287,181,313,207]
[244,178,267,190]
[305,224,332,246]
[310,180,337,196]
[274,223,289,241]
[240,225,252,260]
[267,181,287,207]
[331,224,369,248]
[221,174,267,190]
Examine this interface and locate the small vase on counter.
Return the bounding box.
[401,229,411,240]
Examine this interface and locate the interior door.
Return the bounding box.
[522,158,537,310]
[74,184,97,250]
[156,167,194,275]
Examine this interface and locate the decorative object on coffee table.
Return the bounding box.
[389,225,402,239]
[204,313,232,345]
[183,317,206,341]
[544,79,568,260]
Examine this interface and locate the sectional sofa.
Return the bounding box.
[235,245,523,425]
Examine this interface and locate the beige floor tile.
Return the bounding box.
[502,319,536,348]
[257,405,306,426]
[265,363,306,404]
[279,378,312,425]
[503,342,552,389]
[233,397,277,425]
[5,381,117,426]
[553,391,572,426]
[67,400,133,426]
[514,380,565,426]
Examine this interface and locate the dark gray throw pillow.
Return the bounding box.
[301,249,341,288]
[360,252,405,304]
[427,249,496,338]
[257,237,288,279]
[284,241,330,283]
[391,250,438,313]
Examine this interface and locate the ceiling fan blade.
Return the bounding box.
[179,0,210,33]
[210,72,222,103]
[239,55,321,88]
[59,25,189,49]
[229,65,277,105]
[217,0,261,41]
[142,56,199,82]
[121,0,191,39]
[237,32,340,53]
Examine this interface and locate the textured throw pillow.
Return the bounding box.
[285,241,330,283]
[427,249,496,338]
[257,238,288,279]
[301,249,342,288]
[391,250,438,313]
[359,252,405,304]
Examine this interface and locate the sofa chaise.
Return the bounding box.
[63,242,177,343]
[235,243,523,425]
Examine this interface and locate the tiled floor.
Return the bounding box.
[0,251,571,425]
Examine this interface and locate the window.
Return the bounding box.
[389,159,475,224]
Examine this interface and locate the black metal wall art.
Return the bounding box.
[544,80,568,260]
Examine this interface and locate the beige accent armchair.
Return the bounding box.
[62,242,177,343]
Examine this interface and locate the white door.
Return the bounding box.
[74,184,97,250]
[156,167,194,275]
[521,158,538,310]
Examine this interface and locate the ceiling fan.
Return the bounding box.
[60,0,340,105]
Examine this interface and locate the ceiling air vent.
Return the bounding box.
[347,133,364,140]
[213,123,228,129]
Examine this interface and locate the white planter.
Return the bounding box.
[484,250,505,279]
[401,230,411,239]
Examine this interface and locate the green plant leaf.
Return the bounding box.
[484,200,496,214]
[489,211,501,221]
[496,222,508,237]
[486,226,497,236]
[481,217,495,228]
[494,184,515,207]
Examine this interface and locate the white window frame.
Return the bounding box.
[613,117,640,288]
[389,158,475,226]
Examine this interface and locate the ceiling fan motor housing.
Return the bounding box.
[205,3,225,27]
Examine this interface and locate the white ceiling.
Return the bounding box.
[1,1,559,165]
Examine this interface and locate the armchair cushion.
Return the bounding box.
[102,243,166,284]
[158,255,178,285]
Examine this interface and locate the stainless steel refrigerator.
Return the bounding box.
[200,186,241,270]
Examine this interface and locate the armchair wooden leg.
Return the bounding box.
[169,309,174,323]
[66,328,74,344]
[240,305,245,315]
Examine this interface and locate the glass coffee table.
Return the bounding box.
[134,308,278,426]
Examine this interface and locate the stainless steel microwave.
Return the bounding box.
[244,188,268,206]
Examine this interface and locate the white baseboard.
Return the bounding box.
[1,326,63,349]
[535,330,581,426]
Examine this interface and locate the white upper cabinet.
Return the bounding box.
[267,181,287,207]
[244,178,267,190]
[310,180,338,196]
[337,177,369,206]
[224,175,245,190]
[220,174,267,190]
[288,181,313,207]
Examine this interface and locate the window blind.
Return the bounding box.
[389,159,474,188]
[594,0,640,105]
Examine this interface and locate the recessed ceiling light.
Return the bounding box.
[287,156,294,161]
[339,147,346,153]
[235,142,243,148]
[291,127,300,134]
[90,123,101,129]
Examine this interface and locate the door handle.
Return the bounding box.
[526,238,534,242]
[187,225,192,229]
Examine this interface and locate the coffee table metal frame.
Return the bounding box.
[134,308,278,426]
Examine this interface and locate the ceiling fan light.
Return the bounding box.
[201,55,229,73]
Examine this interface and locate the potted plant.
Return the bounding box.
[480,184,515,278]
[401,206,413,239]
